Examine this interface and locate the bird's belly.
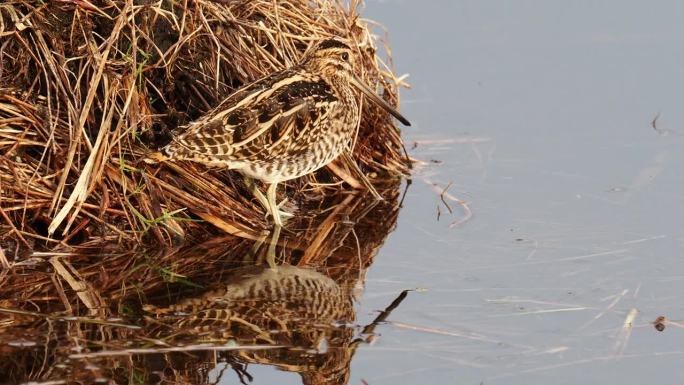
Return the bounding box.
[238,137,349,183]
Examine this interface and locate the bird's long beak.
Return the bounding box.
[350,74,411,126]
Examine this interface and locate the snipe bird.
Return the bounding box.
[161,38,411,226]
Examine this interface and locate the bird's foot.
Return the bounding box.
[264,207,293,226]
[264,198,295,225]
[278,209,295,218]
[269,210,288,227]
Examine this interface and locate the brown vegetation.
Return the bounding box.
[0,0,409,255]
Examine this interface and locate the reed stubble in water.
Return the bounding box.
[0,3,412,382]
[0,2,412,380]
[0,182,405,384]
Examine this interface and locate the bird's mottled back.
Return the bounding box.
[163,39,359,183]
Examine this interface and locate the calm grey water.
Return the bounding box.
[231,1,684,384]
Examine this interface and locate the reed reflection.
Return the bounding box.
[0,182,407,385]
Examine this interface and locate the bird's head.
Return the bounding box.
[302,38,411,126]
[302,38,356,77]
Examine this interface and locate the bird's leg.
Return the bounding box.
[245,228,270,264]
[266,223,282,270]
[269,183,293,218]
[267,182,283,227]
[244,177,269,209]
[247,178,293,222]
[266,182,294,225]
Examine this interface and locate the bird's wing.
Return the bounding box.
[164,70,337,163]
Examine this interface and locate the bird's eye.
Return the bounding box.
[341,52,349,61]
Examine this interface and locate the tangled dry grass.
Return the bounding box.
[0,0,410,256]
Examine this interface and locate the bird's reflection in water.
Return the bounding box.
[0,182,408,385]
[138,184,406,385]
[144,265,354,385]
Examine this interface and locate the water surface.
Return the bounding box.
[344,1,684,384]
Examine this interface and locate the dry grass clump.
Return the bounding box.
[0,0,410,254]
